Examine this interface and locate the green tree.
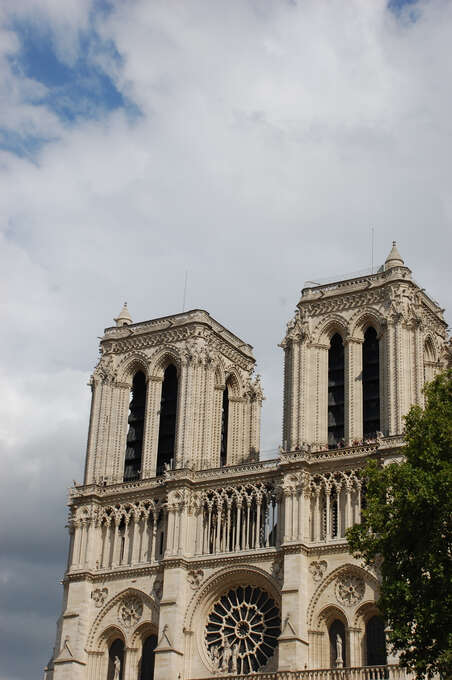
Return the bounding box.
[347,370,452,679]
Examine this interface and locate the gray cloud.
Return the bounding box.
[0,1,451,678]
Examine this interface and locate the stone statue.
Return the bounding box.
[336,633,343,668]
[231,643,239,673]
[221,639,232,672]
[210,645,220,671]
[113,655,121,680]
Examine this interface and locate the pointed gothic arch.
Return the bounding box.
[423,335,438,385]
[349,308,385,341]
[86,588,158,653]
[116,353,150,385]
[315,315,348,346]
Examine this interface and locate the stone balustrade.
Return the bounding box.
[194,665,407,680]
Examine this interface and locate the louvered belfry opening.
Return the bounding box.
[156,364,178,475]
[123,371,146,482]
[220,384,229,467]
[328,333,345,449]
[362,327,380,437]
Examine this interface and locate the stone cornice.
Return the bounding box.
[65,563,164,583]
[101,309,255,364]
[69,438,404,508]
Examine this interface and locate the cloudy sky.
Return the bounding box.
[0,0,451,678]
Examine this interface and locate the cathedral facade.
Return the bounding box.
[45,244,449,680]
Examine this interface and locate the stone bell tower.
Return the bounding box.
[45,243,449,680]
[45,307,264,680]
[281,242,448,452]
[84,307,263,484]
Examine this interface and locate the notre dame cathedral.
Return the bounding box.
[44,243,449,680]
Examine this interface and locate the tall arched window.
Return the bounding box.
[362,327,380,437]
[139,634,157,680]
[124,371,147,481]
[366,616,387,666]
[424,338,436,384]
[329,619,346,668]
[156,364,178,475]
[328,334,345,449]
[107,638,124,680]
[220,384,229,467]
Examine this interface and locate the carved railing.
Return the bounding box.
[194,665,407,680]
[199,480,279,555]
[280,435,405,464]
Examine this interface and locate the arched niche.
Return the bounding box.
[107,638,124,680]
[329,618,346,668]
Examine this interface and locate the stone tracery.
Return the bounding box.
[205,585,281,675]
[200,481,278,554]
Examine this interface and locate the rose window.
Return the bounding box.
[335,572,365,606]
[205,585,281,675]
[118,595,143,627]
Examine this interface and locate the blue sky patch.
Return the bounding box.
[9,20,130,122]
[2,15,139,157]
[388,0,419,13]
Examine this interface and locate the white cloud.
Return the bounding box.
[0,1,451,677]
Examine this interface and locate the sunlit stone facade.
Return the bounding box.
[45,244,450,680]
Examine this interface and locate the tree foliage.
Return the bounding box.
[347,370,452,678]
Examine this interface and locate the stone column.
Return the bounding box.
[71,521,82,569]
[412,320,424,406]
[345,337,363,444]
[142,375,163,478]
[84,515,98,569]
[131,515,140,565]
[283,490,292,544]
[347,626,362,667]
[250,392,262,458]
[315,344,329,448]
[393,319,406,435]
[314,489,321,542]
[153,568,186,680]
[288,340,300,449]
[66,525,75,571]
[175,360,192,469]
[345,483,352,531]
[124,645,139,680]
[201,364,215,468]
[278,553,309,670]
[109,382,131,483]
[384,320,394,436]
[325,488,332,541]
[84,379,102,484]
[282,343,294,450]
[211,385,223,468]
